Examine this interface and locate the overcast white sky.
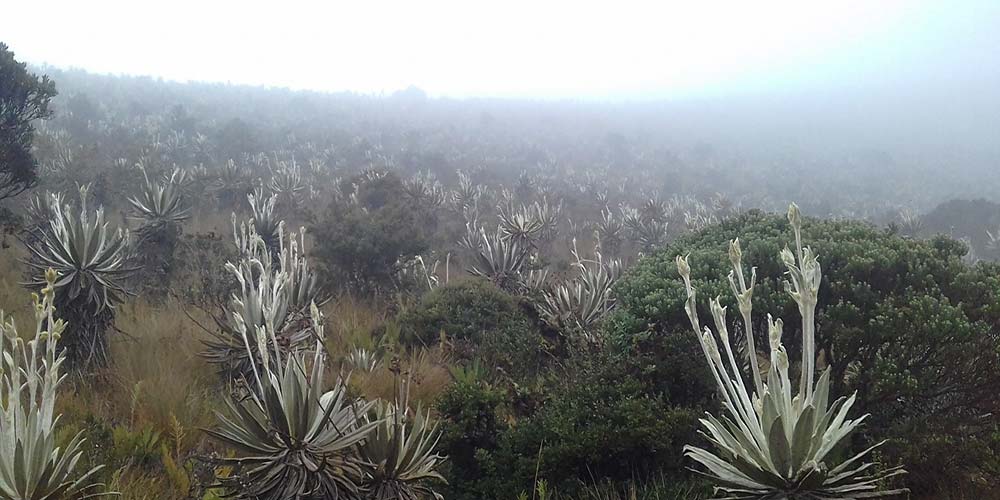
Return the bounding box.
[2,0,999,99]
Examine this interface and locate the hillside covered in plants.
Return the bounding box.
[1,37,1000,500]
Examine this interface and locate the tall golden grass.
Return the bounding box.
[324,295,454,406]
[51,298,223,500]
[1,215,456,499]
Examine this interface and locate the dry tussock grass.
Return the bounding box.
[0,247,33,327]
[322,295,454,406]
[323,294,388,355]
[351,348,453,407]
[109,299,219,440]
[3,238,453,498]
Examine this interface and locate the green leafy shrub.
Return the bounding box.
[56,412,186,496]
[400,279,546,379]
[613,209,1000,495]
[436,379,507,500]
[111,425,164,468]
[492,356,699,498]
[436,354,700,500]
[0,42,57,201]
[312,171,431,293]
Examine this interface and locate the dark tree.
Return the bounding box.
[0,42,57,200]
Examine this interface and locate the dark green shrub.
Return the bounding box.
[493,355,699,499]
[133,222,183,302]
[0,42,57,201]
[216,117,256,160]
[435,348,702,500]
[400,279,547,379]
[436,380,508,500]
[612,209,1000,495]
[311,171,431,293]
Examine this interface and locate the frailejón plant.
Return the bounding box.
[676,204,907,499]
[206,304,377,500]
[1,268,111,498]
[358,379,447,500]
[24,184,135,366]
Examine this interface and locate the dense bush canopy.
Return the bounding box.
[401,279,547,379]
[612,210,1000,494]
[436,352,703,500]
[311,171,431,293]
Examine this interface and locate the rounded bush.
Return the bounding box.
[435,354,702,500]
[400,279,546,379]
[612,209,1000,495]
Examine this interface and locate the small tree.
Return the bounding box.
[0,42,57,200]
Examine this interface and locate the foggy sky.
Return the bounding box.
[3,1,999,101]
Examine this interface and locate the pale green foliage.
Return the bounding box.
[403,171,447,208]
[683,204,720,232]
[676,204,907,499]
[268,160,305,208]
[450,170,484,211]
[498,202,545,247]
[203,220,324,378]
[538,240,621,339]
[466,225,531,292]
[247,188,281,251]
[358,381,447,500]
[25,191,63,232]
[128,167,191,230]
[219,158,248,187]
[531,197,561,242]
[621,204,668,253]
[25,184,133,312]
[232,221,324,316]
[398,254,450,292]
[895,208,922,238]
[497,197,562,247]
[345,346,381,373]
[516,480,549,500]
[0,269,110,499]
[206,304,377,500]
[594,207,624,255]
[280,227,325,311]
[987,225,1000,251]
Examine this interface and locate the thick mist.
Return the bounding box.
[5,2,999,198]
[5,3,1000,499]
